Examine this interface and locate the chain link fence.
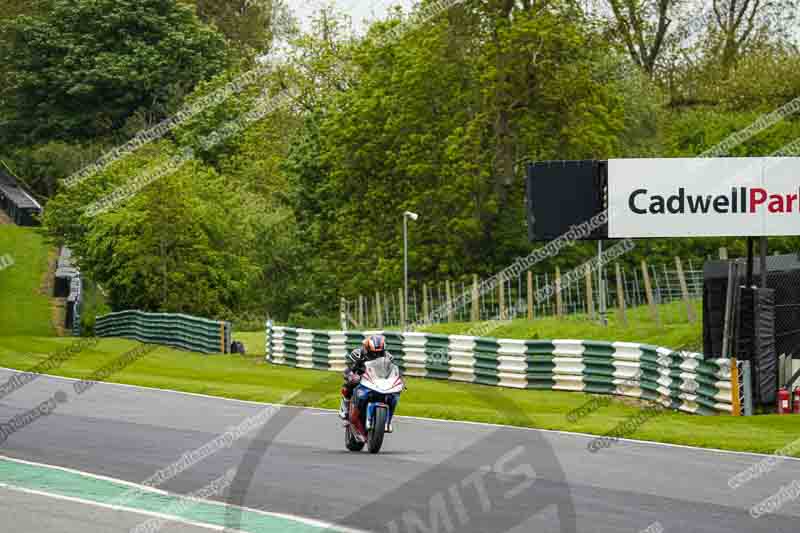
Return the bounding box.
[761,253,800,360]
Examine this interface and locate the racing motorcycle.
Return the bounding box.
[345,356,404,454]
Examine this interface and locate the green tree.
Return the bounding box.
[0,0,48,20]
[282,0,629,306]
[182,0,295,62]
[604,0,682,77]
[0,0,227,144]
[66,160,262,318]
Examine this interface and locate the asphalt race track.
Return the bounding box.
[0,487,216,533]
[1,367,799,533]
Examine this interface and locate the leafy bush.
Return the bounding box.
[79,281,112,337]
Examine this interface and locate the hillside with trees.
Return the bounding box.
[1,0,799,323]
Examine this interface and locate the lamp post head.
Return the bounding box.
[404,211,419,221]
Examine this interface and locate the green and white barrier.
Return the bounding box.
[96,310,231,354]
[264,324,733,415]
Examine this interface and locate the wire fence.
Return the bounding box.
[762,254,800,359]
[342,258,704,329]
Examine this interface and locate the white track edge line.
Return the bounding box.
[0,455,367,533]
[0,482,246,532]
[1,366,797,463]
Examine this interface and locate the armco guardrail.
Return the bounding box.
[265,324,733,415]
[97,310,231,354]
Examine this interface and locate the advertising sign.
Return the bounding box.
[608,157,800,238]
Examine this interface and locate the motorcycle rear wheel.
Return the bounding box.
[345,424,365,451]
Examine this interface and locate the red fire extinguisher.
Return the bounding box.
[793,388,800,414]
[778,387,791,414]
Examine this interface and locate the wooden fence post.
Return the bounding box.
[527,271,534,320]
[376,291,383,329]
[585,265,595,320]
[446,279,454,322]
[555,267,563,319]
[422,283,429,322]
[675,256,697,323]
[663,264,672,301]
[615,263,627,326]
[719,247,728,260]
[498,277,507,320]
[641,260,661,326]
[398,287,405,329]
[471,275,480,322]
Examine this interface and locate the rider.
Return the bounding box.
[339,334,397,431]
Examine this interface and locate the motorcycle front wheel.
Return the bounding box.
[367,406,387,454]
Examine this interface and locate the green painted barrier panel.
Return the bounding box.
[525,340,555,390]
[423,334,450,380]
[473,337,500,386]
[96,311,230,354]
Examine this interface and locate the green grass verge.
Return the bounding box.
[0,226,784,456]
[421,300,703,350]
[0,332,797,457]
[0,226,54,337]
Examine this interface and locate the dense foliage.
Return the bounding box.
[2,0,799,322]
[0,0,228,144]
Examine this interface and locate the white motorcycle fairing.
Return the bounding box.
[359,357,404,394]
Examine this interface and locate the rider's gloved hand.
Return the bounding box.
[348,373,361,385]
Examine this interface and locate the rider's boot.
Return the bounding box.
[339,398,350,420]
[386,399,397,432]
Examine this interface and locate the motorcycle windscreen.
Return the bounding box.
[364,357,396,380]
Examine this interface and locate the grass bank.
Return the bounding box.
[0,226,54,337]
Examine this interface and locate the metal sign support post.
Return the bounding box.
[597,240,607,326]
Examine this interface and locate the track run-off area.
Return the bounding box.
[1,367,799,533]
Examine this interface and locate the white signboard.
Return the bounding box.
[608,157,800,238]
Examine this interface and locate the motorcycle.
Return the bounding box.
[345,356,404,454]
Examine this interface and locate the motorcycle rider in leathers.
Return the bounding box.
[339,334,397,432]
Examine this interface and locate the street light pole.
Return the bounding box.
[404,215,408,328]
[403,211,419,330]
